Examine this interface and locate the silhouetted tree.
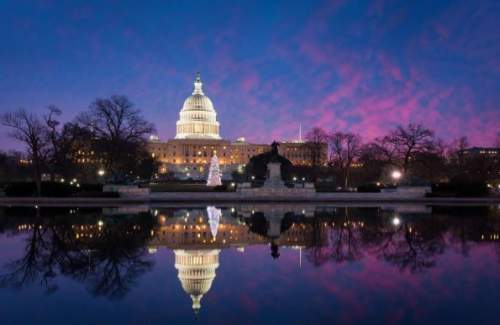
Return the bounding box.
[1,109,49,195]
[0,151,31,182]
[329,132,362,188]
[305,127,328,180]
[77,95,156,181]
[388,123,436,174]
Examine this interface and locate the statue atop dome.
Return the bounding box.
[193,72,204,95]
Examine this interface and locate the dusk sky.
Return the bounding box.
[1,0,499,150]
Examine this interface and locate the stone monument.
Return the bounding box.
[263,142,285,188]
[237,141,316,198]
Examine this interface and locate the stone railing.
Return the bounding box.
[237,182,316,198]
[103,185,150,197]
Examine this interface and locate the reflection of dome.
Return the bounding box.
[175,73,221,140]
[174,249,220,314]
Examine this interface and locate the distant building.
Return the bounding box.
[462,147,499,158]
[147,73,327,180]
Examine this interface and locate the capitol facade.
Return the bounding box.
[148,73,326,180]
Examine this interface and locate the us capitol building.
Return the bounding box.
[148,73,325,179]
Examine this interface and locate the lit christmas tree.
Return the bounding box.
[206,154,222,186]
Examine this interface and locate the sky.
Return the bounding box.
[0,0,499,150]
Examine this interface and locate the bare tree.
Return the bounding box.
[387,123,436,174]
[44,106,62,181]
[77,95,155,180]
[1,109,48,195]
[44,106,93,180]
[448,136,469,171]
[369,136,398,165]
[305,127,328,181]
[329,132,362,188]
[305,127,328,167]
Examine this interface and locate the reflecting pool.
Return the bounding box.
[0,204,499,324]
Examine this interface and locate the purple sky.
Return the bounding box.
[1,0,499,151]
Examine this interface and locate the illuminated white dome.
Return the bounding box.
[175,73,221,139]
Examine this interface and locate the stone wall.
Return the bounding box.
[103,185,150,197]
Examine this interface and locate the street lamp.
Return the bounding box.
[391,170,402,186]
[392,217,401,226]
[98,169,105,177]
[391,170,402,180]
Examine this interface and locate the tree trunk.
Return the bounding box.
[33,160,42,196]
[344,168,350,189]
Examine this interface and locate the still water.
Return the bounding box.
[0,204,499,324]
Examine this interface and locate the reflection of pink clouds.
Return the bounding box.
[298,244,500,323]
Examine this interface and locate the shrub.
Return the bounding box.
[41,182,76,197]
[4,182,103,197]
[213,184,227,192]
[357,183,381,193]
[431,179,489,197]
[315,182,338,192]
[4,182,37,197]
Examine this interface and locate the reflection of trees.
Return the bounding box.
[307,209,364,267]
[304,207,500,273]
[0,209,155,299]
[0,217,59,293]
[84,220,154,299]
[370,221,445,273]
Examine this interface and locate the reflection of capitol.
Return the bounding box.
[11,206,325,313]
[150,206,322,249]
[150,205,324,314]
[174,249,220,314]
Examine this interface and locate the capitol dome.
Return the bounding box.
[175,73,221,139]
[174,249,220,314]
